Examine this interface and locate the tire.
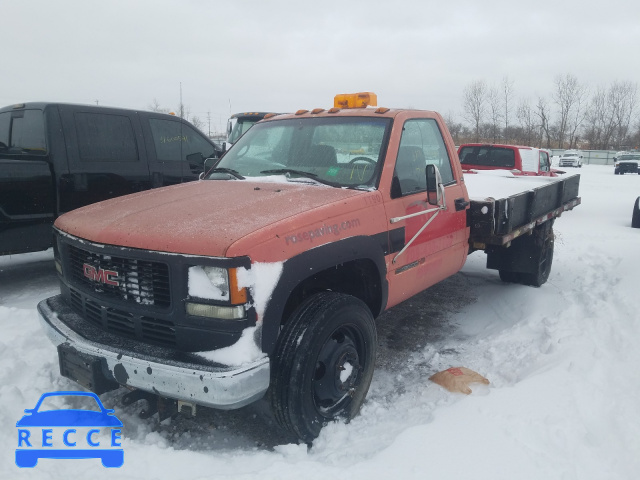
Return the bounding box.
[632,197,640,229]
[269,292,377,443]
[498,270,521,283]
[519,225,554,287]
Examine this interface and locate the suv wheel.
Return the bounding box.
[269,292,377,443]
[632,197,640,229]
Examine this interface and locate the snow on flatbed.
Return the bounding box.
[463,169,577,201]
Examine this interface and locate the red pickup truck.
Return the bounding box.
[458,143,557,176]
[38,93,580,443]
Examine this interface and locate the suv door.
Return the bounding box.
[142,115,219,186]
[382,117,468,307]
[57,105,151,214]
[0,107,55,254]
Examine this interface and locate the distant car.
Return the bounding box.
[15,391,123,468]
[633,197,640,228]
[614,153,640,175]
[558,151,583,168]
[613,150,628,161]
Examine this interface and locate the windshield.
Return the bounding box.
[212,116,391,189]
[619,154,640,161]
[228,118,260,144]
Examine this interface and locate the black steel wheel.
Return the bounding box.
[632,197,640,229]
[269,292,377,443]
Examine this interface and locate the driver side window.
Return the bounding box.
[392,119,454,197]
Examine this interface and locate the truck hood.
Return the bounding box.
[55,179,364,257]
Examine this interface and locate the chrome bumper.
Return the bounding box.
[37,297,270,410]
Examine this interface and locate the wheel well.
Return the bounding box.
[281,259,383,323]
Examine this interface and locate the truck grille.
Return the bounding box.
[67,244,171,307]
[69,288,177,347]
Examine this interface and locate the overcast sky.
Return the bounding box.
[2,0,639,133]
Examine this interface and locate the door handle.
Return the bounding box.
[455,198,470,211]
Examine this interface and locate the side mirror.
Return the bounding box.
[186,152,204,164]
[222,141,227,152]
[426,164,443,206]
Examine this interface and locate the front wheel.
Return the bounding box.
[269,292,377,443]
[632,197,640,228]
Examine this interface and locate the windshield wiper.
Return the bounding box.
[261,168,318,178]
[206,167,245,180]
[260,168,339,187]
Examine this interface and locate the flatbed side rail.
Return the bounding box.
[469,196,580,248]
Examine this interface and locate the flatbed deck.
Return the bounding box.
[464,171,581,247]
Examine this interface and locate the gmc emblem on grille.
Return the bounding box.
[83,263,120,287]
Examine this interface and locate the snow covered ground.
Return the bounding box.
[1,165,639,479]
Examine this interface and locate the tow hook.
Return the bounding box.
[121,390,190,421]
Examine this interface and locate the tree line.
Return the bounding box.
[447,75,639,150]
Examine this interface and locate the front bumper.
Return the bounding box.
[38,296,270,410]
[617,162,639,173]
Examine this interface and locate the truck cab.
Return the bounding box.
[458,143,556,176]
[225,112,279,149]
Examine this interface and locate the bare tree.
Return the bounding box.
[611,81,638,147]
[443,112,464,145]
[516,98,536,146]
[148,99,170,113]
[584,81,638,149]
[190,116,204,129]
[535,96,552,148]
[488,85,502,142]
[502,76,515,143]
[462,80,487,142]
[553,74,587,148]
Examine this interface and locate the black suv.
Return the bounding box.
[0,102,221,255]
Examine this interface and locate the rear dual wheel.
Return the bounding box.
[269,292,377,443]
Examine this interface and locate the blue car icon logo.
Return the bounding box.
[16,391,123,468]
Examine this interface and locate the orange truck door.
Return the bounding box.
[382,118,468,308]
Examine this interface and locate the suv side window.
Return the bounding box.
[393,119,454,196]
[148,119,215,161]
[0,109,47,154]
[74,112,138,162]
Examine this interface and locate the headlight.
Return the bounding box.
[188,266,230,301]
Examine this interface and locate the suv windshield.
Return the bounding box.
[619,154,640,161]
[212,116,391,189]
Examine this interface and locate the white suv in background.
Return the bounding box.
[559,150,583,168]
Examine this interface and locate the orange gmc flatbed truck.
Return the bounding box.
[37,93,581,442]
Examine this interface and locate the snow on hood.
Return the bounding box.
[54,180,363,256]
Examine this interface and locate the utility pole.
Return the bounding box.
[207,111,211,137]
[179,82,183,119]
